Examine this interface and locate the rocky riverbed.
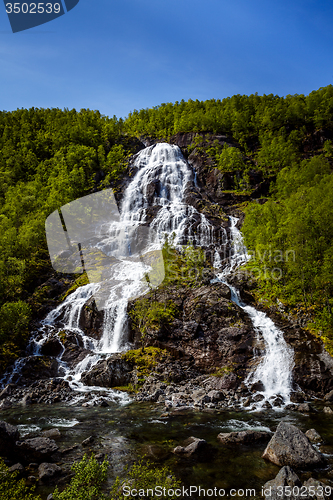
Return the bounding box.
[1,401,333,499]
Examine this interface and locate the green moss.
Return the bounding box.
[60,272,89,301]
[210,365,234,377]
[122,347,169,386]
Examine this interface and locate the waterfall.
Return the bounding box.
[2,143,294,408]
[1,143,214,393]
[216,217,294,409]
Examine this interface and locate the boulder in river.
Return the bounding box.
[217,430,271,445]
[305,428,322,444]
[15,437,58,463]
[262,422,325,468]
[173,436,207,456]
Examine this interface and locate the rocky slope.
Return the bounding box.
[1,134,333,412]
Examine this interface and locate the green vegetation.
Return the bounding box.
[0,454,180,500]
[53,454,109,500]
[0,108,135,373]
[129,298,178,344]
[110,460,181,500]
[0,458,41,500]
[210,365,234,377]
[1,85,333,372]
[162,235,208,286]
[123,87,333,147]
[121,347,169,388]
[60,272,90,301]
[242,154,333,349]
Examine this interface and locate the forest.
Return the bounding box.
[0,84,333,372]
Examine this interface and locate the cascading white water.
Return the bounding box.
[5,143,215,394]
[216,216,294,408]
[2,143,294,409]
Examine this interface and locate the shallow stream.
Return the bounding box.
[3,401,333,498]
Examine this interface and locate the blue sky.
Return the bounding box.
[1,0,333,119]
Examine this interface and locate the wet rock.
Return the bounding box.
[79,296,104,337]
[324,389,333,402]
[0,399,12,409]
[271,395,284,407]
[173,436,207,456]
[303,478,331,499]
[0,384,15,400]
[40,336,63,357]
[16,437,58,462]
[206,373,239,391]
[0,420,20,458]
[305,429,322,444]
[253,394,265,402]
[19,356,59,384]
[81,353,134,388]
[297,402,311,413]
[42,429,61,440]
[290,392,305,404]
[251,382,265,392]
[38,462,62,482]
[263,466,302,500]
[207,390,224,402]
[217,430,271,445]
[9,463,25,476]
[323,406,333,414]
[99,398,109,407]
[262,422,325,469]
[82,436,94,447]
[61,443,79,454]
[21,394,34,406]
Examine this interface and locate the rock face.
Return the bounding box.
[17,356,59,384]
[15,437,58,462]
[217,430,271,445]
[227,269,333,399]
[0,420,20,458]
[130,282,255,382]
[81,353,134,388]
[262,422,325,469]
[79,296,104,337]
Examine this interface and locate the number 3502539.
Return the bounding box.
[5,3,61,14]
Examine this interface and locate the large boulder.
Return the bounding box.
[217,430,271,445]
[0,420,20,458]
[79,296,104,337]
[38,462,62,483]
[81,353,134,388]
[40,335,63,357]
[15,437,58,462]
[263,466,302,500]
[262,422,325,469]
